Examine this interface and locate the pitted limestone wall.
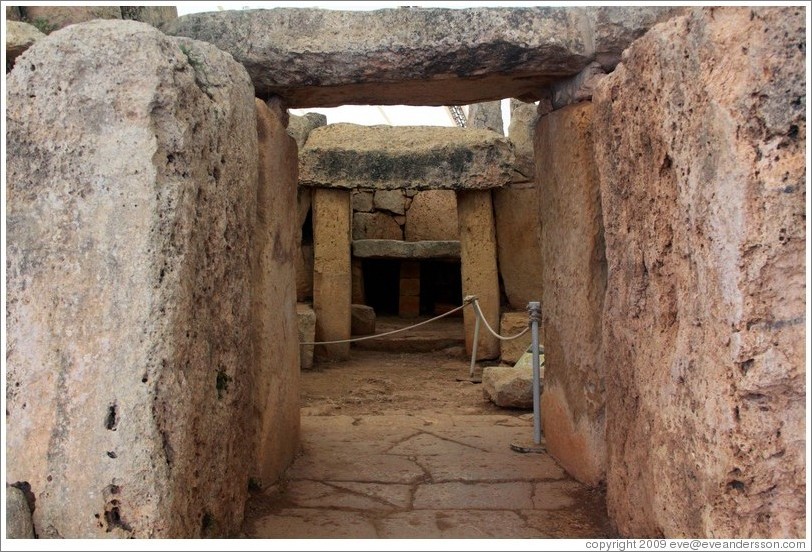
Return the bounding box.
[6,21,258,537]
[594,7,806,538]
[535,103,606,486]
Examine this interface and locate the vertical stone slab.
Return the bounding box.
[312,188,352,360]
[457,190,500,359]
[6,21,257,537]
[593,7,805,538]
[493,183,544,309]
[252,99,301,487]
[536,102,606,487]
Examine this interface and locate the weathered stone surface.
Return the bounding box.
[494,183,544,310]
[508,100,539,179]
[164,7,678,108]
[6,20,257,537]
[593,7,806,538]
[312,188,352,360]
[549,61,606,110]
[351,190,374,212]
[352,239,460,260]
[374,189,406,215]
[499,312,532,365]
[299,124,515,190]
[120,6,178,29]
[252,99,301,488]
[482,365,535,409]
[351,304,376,336]
[404,190,459,242]
[6,486,35,539]
[6,21,45,70]
[586,6,686,70]
[21,6,122,32]
[536,102,606,488]
[352,212,403,240]
[467,100,504,134]
[296,303,316,370]
[458,190,500,359]
[287,112,327,150]
[351,258,365,305]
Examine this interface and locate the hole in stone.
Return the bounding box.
[105,403,118,431]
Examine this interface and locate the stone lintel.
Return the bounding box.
[353,239,460,260]
[300,124,515,191]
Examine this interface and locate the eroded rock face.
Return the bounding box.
[287,112,327,150]
[6,21,45,70]
[593,7,805,538]
[300,124,515,190]
[6,486,35,539]
[499,312,532,365]
[19,6,122,32]
[6,20,257,537]
[467,100,504,135]
[252,99,301,488]
[404,190,459,242]
[536,102,606,488]
[164,6,679,107]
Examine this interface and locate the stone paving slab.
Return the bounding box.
[244,413,611,538]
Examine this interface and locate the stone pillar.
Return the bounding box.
[312,188,352,360]
[398,261,421,318]
[252,98,300,487]
[536,102,606,488]
[457,190,500,359]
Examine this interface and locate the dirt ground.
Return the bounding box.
[301,347,516,417]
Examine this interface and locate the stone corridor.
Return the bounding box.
[243,412,610,538]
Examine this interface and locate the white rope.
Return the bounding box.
[300,299,472,345]
[470,298,531,341]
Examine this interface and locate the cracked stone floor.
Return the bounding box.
[242,412,611,538]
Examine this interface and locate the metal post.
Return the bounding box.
[529,301,542,445]
[470,311,480,380]
[510,301,545,453]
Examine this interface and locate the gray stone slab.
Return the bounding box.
[353,239,460,260]
[300,124,514,190]
[164,7,681,107]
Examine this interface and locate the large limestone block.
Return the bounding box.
[299,124,516,190]
[164,7,678,107]
[499,312,532,365]
[6,21,45,70]
[6,486,35,539]
[288,112,327,150]
[312,188,352,360]
[494,184,544,310]
[351,304,376,336]
[405,190,459,242]
[374,189,406,215]
[21,6,122,32]
[352,212,403,240]
[536,102,606,488]
[457,190,500,360]
[508,100,539,180]
[593,7,806,538]
[467,100,504,134]
[6,20,257,538]
[253,99,301,487]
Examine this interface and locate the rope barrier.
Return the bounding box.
[299,298,473,345]
[469,298,531,341]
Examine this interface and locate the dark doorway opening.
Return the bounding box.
[362,259,400,315]
[420,260,462,316]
